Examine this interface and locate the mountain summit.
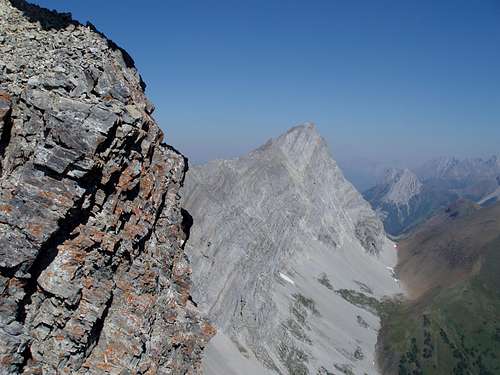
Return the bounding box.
[381,168,423,206]
[263,123,327,171]
[182,124,402,375]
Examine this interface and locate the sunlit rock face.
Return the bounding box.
[183,123,402,375]
[0,1,212,373]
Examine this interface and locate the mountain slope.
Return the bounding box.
[182,124,403,375]
[0,1,210,373]
[378,201,500,375]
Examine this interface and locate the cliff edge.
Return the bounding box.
[0,1,212,373]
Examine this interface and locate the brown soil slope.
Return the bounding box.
[396,200,500,299]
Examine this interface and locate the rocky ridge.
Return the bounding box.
[416,155,500,182]
[182,124,402,375]
[0,1,211,373]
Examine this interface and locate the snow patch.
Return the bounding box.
[279,272,295,285]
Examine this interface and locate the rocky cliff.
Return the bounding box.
[182,124,402,375]
[0,1,211,373]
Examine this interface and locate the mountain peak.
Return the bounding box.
[274,122,321,147]
[182,123,398,375]
[254,122,330,173]
[382,168,422,205]
[282,121,317,135]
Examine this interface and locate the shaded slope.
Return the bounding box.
[378,202,500,375]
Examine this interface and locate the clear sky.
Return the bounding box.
[32,0,500,187]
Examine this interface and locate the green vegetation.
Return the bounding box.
[278,292,318,372]
[379,237,500,375]
[317,366,335,375]
[317,273,334,290]
[277,341,309,375]
[335,289,402,319]
[333,363,355,375]
[354,346,364,360]
[292,293,321,318]
[284,318,312,344]
[353,280,373,294]
[335,289,380,315]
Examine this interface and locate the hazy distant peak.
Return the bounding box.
[382,168,422,205]
[383,167,404,183]
[383,167,418,184]
[486,155,500,168]
[417,155,500,180]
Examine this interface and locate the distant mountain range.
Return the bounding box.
[364,156,500,236]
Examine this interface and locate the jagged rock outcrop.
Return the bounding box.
[182,124,402,375]
[0,1,211,373]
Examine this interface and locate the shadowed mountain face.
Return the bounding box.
[378,201,500,375]
[182,124,402,375]
[365,157,500,236]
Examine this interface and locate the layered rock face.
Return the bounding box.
[183,124,402,375]
[0,1,210,373]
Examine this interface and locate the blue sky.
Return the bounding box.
[32,0,500,186]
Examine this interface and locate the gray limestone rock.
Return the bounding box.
[182,123,402,375]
